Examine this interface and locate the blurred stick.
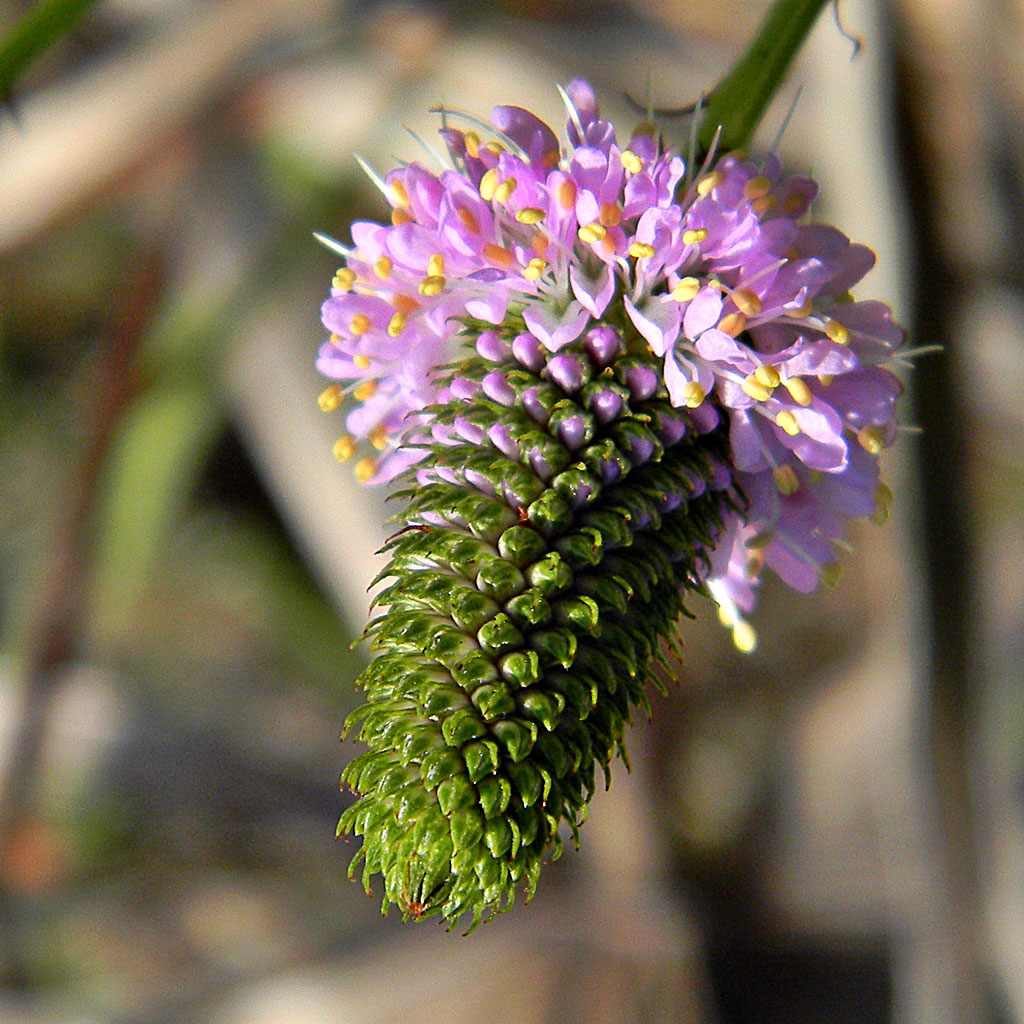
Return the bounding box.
[0,255,163,926]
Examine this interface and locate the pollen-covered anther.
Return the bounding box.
[825,319,851,345]
[374,257,393,279]
[754,364,781,390]
[784,377,812,406]
[556,180,577,209]
[682,228,708,246]
[391,208,414,226]
[387,312,407,337]
[628,242,656,259]
[418,276,446,297]
[578,222,607,244]
[751,195,777,216]
[776,409,801,436]
[741,374,773,403]
[732,620,758,654]
[599,202,622,227]
[353,354,371,368]
[318,384,343,412]
[463,131,481,158]
[821,563,842,588]
[354,456,377,482]
[734,288,762,317]
[773,464,800,495]
[369,425,388,451]
[333,267,356,290]
[682,382,705,408]
[718,312,747,337]
[349,313,372,336]
[671,277,701,302]
[872,482,894,524]
[427,254,445,278]
[620,149,643,174]
[743,175,772,201]
[515,207,546,225]
[696,171,724,197]
[389,180,410,208]
[332,435,357,462]
[482,243,515,270]
[818,373,834,387]
[353,379,378,402]
[493,178,517,204]
[857,426,884,454]
[523,257,547,281]
[786,299,814,318]
[479,169,499,202]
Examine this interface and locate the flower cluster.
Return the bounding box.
[318,80,903,647]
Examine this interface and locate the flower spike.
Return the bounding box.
[316,80,905,928]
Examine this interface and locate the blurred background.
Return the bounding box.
[0,0,1021,1021]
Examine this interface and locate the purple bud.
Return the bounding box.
[488,422,521,459]
[482,371,516,406]
[464,469,495,495]
[512,332,545,372]
[454,416,485,444]
[599,459,622,484]
[476,330,511,362]
[624,365,658,401]
[448,376,481,400]
[528,446,552,480]
[546,354,587,393]
[555,414,588,450]
[661,492,683,513]
[520,388,548,423]
[584,326,621,367]
[569,482,593,508]
[689,403,720,434]
[589,387,623,424]
[503,482,532,507]
[655,412,687,446]
[625,435,655,464]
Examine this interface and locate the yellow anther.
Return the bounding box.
[318,384,343,412]
[463,131,481,158]
[493,178,516,204]
[389,180,410,208]
[672,277,701,302]
[369,425,388,451]
[418,275,445,296]
[751,195,777,217]
[834,291,854,304]
[773,464,800,496]
[776,410,800,436]
[393,293,420,314]
[482,243,515,270]
[734,288,762,316]
[391,208,414,226]
[621,150,643,174]
[818,373,834,387]
[457,207,480,235]
[349,313,372,336]
[683,382,705,408]
[718,312,747,337]
[857,426,884,454]
[353,379,378,402]
[821,563,842,588]
[353,354,370,368]
[747,531,772,549]
[329,333,342,345]
[784,377,813,406]
[578,222,607,244]
[523,258,546,281]
[754,364,781,389]
[732,620,758,654]
[682,228,708,246]
[742,375,773,403]
[825,319,850,345]
[782,193,806,215]
[354,456,377,482]
[427,253,444,278]
[485,141,505,155]
[696,171,724,197]
[374,256,392,279]
[479,168,499,202]
[786,299,814,318]
[531,231,549,255]
[871,482,893,524]
[629,242,656,259]
[556,179,577,210]
[599,201,622,227]
[515,207,546,225]
[332,436,357,462]
[743,175,772,201]
[387,312,407,337]
[332,267,356,290]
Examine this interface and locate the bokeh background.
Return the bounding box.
[0,0,1021,1022]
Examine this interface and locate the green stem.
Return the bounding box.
[700,0,831,153]
[0,0,102,101]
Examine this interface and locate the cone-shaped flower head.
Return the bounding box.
[317,81,905,926]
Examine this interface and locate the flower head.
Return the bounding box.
[318,81,905,926]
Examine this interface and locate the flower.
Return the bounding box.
[318,81,905,927]
[318,80,904,635]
